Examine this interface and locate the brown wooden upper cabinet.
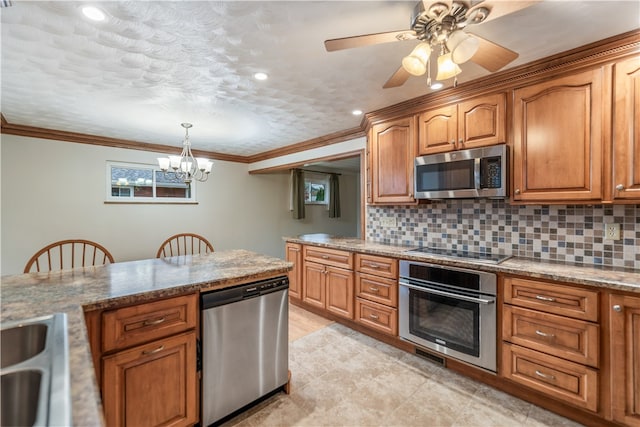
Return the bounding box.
[369,116,417,204]
[512,68,604,203]
[417,93,506,155]
[612,56,640,202]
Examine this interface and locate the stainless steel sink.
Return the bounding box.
[1,323,48,368]
[1,369,43,426]
[0,314,72,426]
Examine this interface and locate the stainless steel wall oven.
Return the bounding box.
[399,260,497,372]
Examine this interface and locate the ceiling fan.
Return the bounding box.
[324,0,538,89]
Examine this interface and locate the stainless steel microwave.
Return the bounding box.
[414,144,508,199]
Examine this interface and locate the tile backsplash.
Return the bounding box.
[367,201,639,269]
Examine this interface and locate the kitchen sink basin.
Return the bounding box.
[1,323,48,368]
[0,313,71,426]
[1,369,43,426]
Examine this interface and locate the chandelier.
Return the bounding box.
[401,2,485,87]
[157,123,213,183]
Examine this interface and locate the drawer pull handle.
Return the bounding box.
[367,263,380,268]
[535,295,556,302]
[321,255,329,259]
[142,345,165,355]
[535,370,555,380]
[369,314,379,320]
[143,317,166,326]
[535,330,555,338]
[369,286,379,292]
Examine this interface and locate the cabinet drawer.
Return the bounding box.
[102,293,197,352]
[355,298,398,336]
[502,343,598,412]
[503,305,599,367]
[355,272,398,308]
[354,253,398,279]
[304,246,353,269]
[504,277,599,321]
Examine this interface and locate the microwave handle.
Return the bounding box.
[474,157,481,190]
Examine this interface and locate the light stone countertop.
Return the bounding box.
[0,249,293,426]
[284,234,640,293]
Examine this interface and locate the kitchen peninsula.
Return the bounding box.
[0,249,292,426]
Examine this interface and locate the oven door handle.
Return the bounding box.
[399,281,495,305]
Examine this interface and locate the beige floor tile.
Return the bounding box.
[221,312,585,427]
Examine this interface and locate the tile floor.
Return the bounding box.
[223,311,584,427]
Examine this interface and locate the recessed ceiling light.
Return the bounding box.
[352,109,363,116]
[82,6,106,21]
[430,82,444,90]
[254,72,268,81]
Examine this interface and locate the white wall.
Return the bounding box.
[0,134,359,276]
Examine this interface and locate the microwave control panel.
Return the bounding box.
[481,157,502,189]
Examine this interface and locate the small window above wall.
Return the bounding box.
[304,174,329,205]
[105,161,197,204]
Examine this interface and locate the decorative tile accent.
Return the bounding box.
[367,201,639,269]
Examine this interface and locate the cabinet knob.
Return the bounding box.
[514,189,521,195]
[450,139,456,144]
[459,138,463,144]
[613,304,622,312]
[616,184,625,191]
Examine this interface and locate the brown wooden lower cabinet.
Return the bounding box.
[355,297,397,336]
[502,343,598,412]
[302,259,354,320]
[609,294,640,426]
[102,331,198,427]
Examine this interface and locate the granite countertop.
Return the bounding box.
[285,234,640,293]
[0,249,293,426]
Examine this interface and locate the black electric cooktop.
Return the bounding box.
[408,247,512,264]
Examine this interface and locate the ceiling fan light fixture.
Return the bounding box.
[401,42,432,76]
[436,52,462,80]
[447,31,479,64]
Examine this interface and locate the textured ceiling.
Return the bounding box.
[1,1,639,157]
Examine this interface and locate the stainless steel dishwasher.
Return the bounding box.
[200,276,289,426]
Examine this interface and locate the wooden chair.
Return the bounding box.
[156,233,214,258]
[24,239,114,273]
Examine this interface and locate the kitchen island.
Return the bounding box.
[0,249,292,426]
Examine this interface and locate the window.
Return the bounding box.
[105,161,196,203]
[304,175,329,205]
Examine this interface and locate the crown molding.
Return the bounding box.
[245,127,365,163]
[0,117,249,163]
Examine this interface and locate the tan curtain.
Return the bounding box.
[292,169,305,220]
[329,173,341,218]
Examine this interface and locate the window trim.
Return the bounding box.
[105,161,198,204]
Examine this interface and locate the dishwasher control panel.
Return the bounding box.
[201,276,289,309]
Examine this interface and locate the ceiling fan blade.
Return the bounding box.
[468,0,539,23]
[325,30,416,52]
[468,33,518,72]
[383,66,412,89]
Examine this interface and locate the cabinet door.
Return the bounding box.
[302,261,326,309]
[370,117,417,204]
[285,243,302,299]
[102,331,197,427]
[513,69,604,202]
[612,57,640,201]
[610,294,640,426]
[418,104,457,155]
[458,93,506,150]
[325,266,354,319]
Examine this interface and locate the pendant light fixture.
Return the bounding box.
[157,123,213,183]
